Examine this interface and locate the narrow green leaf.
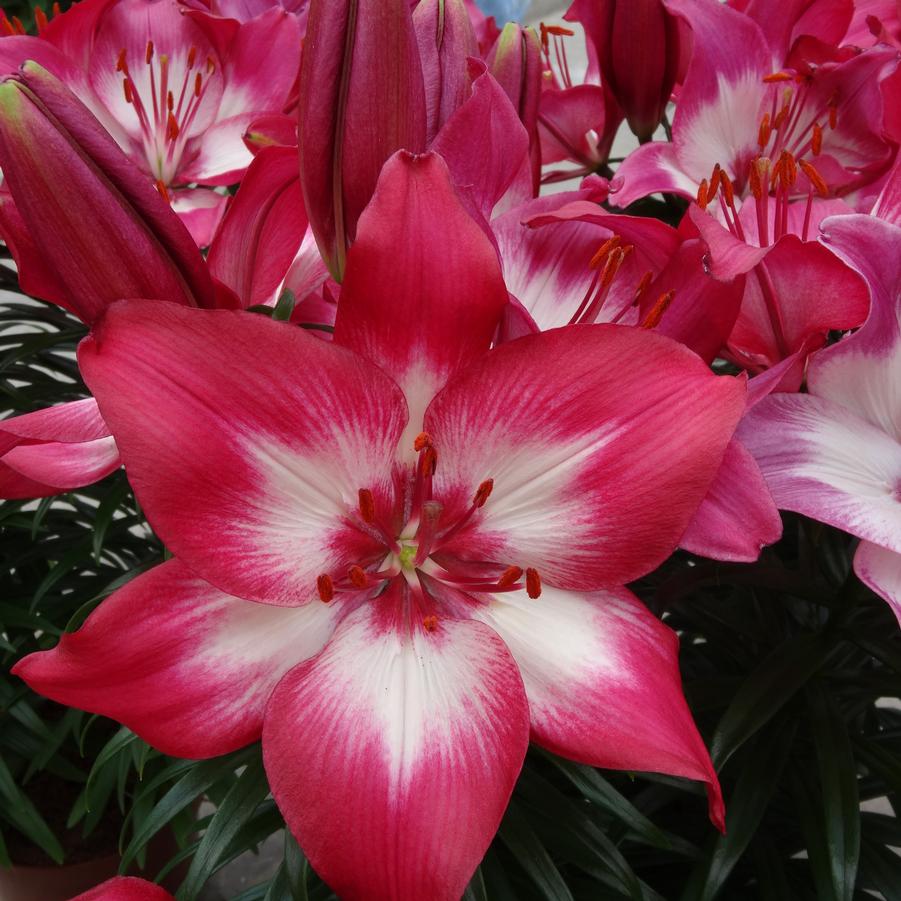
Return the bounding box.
[283,831,309,901]
[273,289,296,321]
[462,867,488,901]
[808,684,860,901]
[178,758,272,900]
[710,633,830,769]
[85,726,137,805]
[498,800,575,901]
[92,479,132,562]
[0,756,64,864]
[681,719,797,901]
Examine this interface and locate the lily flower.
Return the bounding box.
[0,0,301,244]
[16,152,745,900]
[614,0,899,209]
[738,213,901,623]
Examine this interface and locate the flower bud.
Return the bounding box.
[0,63,215,324]
[298,0,427,280]
[568,0,681,142]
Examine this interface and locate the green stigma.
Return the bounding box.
[398,543,417,570]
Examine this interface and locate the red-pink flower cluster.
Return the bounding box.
[1,0,899,897]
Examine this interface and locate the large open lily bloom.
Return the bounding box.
[739,213,901,623]
[72,877,174,901]
[0,0,301,243]
[16,152,744,900]
[614,0,898,209]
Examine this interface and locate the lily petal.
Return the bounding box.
[854,540,901,627]
[680,437,782,562]
[472,584,725,830]
[426,324,745,589]
[262,589,529,901]
[738,392,901,554]
[334,151,507,443]
[79,300,407,604]
[14,559,341,758]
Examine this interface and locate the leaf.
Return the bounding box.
[710,633,831,769]
[273,289,296,321]
[178,757,273,900]
[120,746,258,872]
[807,684,860,901]
[85,726,137,806]
[498,800,575,901]
[680,718,798,901]
[92,478,132,562]
[543,754,671,850]
[859,841,901,901]
[0,756,64,864]
[283,831,309,901]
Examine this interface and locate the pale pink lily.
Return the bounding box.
[16,152,744,900]
[0,0,301,244]
[739,213,901,623]
[614,0,899,209]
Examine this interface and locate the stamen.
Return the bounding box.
[632,271,654,307]
[194,73,203,97]
[348,565,368,589]
[145,40,154,64]
[720,172,735,207]
[166,112,180,140]
[413,432,432,452]
[640,290,675,330]
[206,56,216,74]
[473,479,494,508]
[763,71,793,83]
[358,488,376,523]
[52,2,60,15]
[708,164,721,203]
[589,235,620,268]
[11,15,25,34]
[167,90,174,111]
[422,446,437,476]
[155,179,170,203]
[0,17,14,36]
[497,565,523,589]
[413,500,443,565]
[116,49,128,73]
[187,46,197,69]
[317,573,334,603]
[798,159,828,197]
[34,7,48,31]
[758,113,771,148]
[422,615,439,632]
[811,123,823,156]
[525,568,542,599]
[123,78,134,104]
[696,178,709,210]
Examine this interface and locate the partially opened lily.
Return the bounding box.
[739,213,901,623]
[16,152,744,900]
[0,0,301,244]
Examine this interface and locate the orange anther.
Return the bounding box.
[473,479,494,508]
[778,151,797,189]
[589,235,620,268]
[145,41,154,64]
[187,46,197,68]
[317,573,334,603]
[155,179,170,203]
[52,2,61,16]
[166,112,180,141]
[34,7,48,31]
[632,271,654,306]
[543,24,574,36]
[600,247,625,288]
[116,48,128,73]
[829,103,837,129]
[358,488,376,523]
[497,565,523,589]
[206,56,216,73]
[721,172,735,206]
[799,159,829,197]
[811,122,823,156]
[167,90,174,111]
[696,178,709,210]
[123,78,134,104]
[349,565,368,589]
[763,71,793,82]
[422,615,439,632]
[413,432,432,452]
[11,15,25,34]
[640,290,675,330]
[525,568,542,599]
[195,72,203,97]
[0,17,13,37]
[758,112,771,148]
[422,446,438,476]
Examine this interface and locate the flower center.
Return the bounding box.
[115,41,216,190]
[314,433,542,627]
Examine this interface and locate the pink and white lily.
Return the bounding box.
[0,0,301,244]
[16,152,745,899]
[614,0,899,209]
[739,213,901,623]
